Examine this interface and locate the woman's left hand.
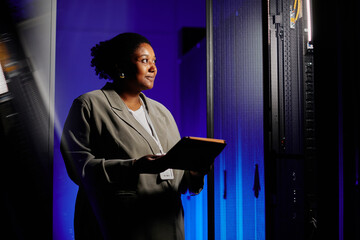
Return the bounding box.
[190,163,213,177]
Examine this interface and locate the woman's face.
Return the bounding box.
[126,43,157,93]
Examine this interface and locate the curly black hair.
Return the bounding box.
[90,32,151,80]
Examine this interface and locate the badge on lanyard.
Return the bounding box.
[160,168,174,180]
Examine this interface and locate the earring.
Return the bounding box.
[119,73,125,79]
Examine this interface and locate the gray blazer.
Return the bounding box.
[61,83,203,240]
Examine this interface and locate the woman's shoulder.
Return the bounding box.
[71,89,108,110]
[77,89,104,100]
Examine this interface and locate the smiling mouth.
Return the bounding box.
[145,76,155,80]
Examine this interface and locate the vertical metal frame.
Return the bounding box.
[206,0,215,239]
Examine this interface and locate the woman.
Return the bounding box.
[60,32,206,240]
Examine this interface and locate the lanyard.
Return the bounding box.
[140,98,165,154]
[140,99,174,180]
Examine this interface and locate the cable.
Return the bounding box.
[291,0,302,25]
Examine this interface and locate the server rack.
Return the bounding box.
[0,2,52,238]
[265,0,316,239]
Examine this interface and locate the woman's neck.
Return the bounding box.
[112,80,142,111]
[119,91,142,111]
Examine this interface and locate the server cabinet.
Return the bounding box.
[265,0,316,239]
[209,0,266,239]
[0,32,52,240]
[0,1,54,238]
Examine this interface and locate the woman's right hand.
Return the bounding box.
[133,155,167,174]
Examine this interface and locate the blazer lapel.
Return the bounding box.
[101,84,161,154]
